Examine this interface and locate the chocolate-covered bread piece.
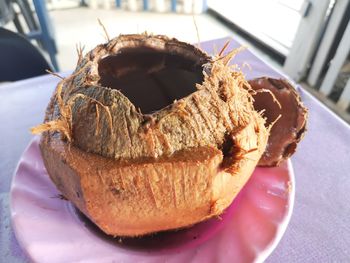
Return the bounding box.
[250,77,308,167]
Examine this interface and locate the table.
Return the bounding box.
[1,38,350,262]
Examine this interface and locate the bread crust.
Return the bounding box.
[36,34,270,236]
[40,111,267,236]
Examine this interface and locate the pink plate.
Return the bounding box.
[10,136,295,263]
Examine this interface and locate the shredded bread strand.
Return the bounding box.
[98,18,110,42]
[31,80,113,141]
[76,43,85,65]
[30,119,71,141]
[251,88,282,109]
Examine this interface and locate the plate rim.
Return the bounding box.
[10,136,295,263]
[255,160,295,263]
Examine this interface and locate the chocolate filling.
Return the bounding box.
[98,47,205,114]
[250,77,308,166]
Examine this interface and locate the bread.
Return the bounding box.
[32,34,306,237]
[250,77,308,166]
[40,110,266,236]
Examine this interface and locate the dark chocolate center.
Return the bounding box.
[98,47,205,114]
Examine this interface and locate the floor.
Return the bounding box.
[46,5,282,72]
[208,0,304,56]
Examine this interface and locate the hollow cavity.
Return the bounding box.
[98,47,205,114]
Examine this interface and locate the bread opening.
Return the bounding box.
[98,47,205,114]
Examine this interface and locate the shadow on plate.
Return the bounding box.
[68,197,240,254]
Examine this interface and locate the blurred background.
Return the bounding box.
[0,0,349,121]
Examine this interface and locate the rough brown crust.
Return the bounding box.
[37,34,258,160]
[40,111,267,236]
[250,77,308,166]
[33,34,272,236]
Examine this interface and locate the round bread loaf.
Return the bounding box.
[34,34,270,236]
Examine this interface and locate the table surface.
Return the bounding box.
[1,38,350,262]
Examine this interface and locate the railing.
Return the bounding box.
[316,19,350,112]
[285,0,350,121]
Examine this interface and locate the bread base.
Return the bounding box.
[40,114,267,237]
